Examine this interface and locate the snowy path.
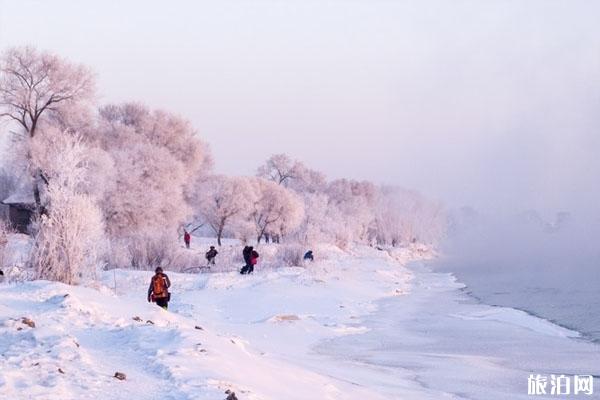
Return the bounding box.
[1,246,599,399]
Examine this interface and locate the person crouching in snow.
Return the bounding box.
[184,230,191,249]
[148,267,171,310]
[303,250,314,262]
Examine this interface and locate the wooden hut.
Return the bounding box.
[1,190,35,234]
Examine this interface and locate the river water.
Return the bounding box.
[432,215,600,342]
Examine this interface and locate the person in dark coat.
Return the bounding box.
[241,246,258,274]
[147,267,171,310]
[303,250,314,262]
[205,246,218,266]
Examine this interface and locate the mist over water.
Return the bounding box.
[433,208,600,340]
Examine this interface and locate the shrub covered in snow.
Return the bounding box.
[31,186,105,284]
[276,244,305,267]
[29,130,106,284]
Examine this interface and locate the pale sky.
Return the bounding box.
[1,0,599,216]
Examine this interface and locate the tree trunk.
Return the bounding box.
[32,166,48,217]
[29,125,46,217]
[33,179,42,211]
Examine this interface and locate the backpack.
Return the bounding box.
[250,250,259,265]
[153,275,168,298]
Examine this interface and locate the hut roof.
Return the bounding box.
[1,189,35,206]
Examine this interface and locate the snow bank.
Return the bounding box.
[0,245,410,399]
[1,245,598,399]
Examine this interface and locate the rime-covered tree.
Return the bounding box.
[257,153,326,193]
[326,179,378,245]
[257,154,301,186]
[257,154,327,243]
[373,186,447,247]
[0,46,95,212]
[249,178,304,243]
[98,103,211,174]
[293,192,339,245]
[193,175,255,246]
[91,103,212,267]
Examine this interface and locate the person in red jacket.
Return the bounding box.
[249,248,259,273]
[184,230,191,249]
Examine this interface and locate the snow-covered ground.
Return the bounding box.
[1,244,599,399]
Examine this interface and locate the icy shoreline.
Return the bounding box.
[433,258,600,346]
[317,262,600,399]
[0,246,598,399]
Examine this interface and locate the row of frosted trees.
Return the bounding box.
[0,47,445,284]
[192,154,446,249]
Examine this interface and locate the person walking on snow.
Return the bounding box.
[184,230,191,249]
[240,246,251,274]
[205,246,218,267]
[240,246,257,274]
[241,247,259,274]
[148,267,171,310]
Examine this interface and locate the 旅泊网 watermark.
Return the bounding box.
[528,374,594,396]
